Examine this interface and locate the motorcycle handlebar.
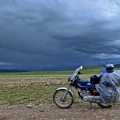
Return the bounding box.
[68,66,83,84]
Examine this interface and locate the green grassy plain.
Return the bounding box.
[0,83,64,105]
[0,66,119,106]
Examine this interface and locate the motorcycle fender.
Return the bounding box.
[56,87,74,98]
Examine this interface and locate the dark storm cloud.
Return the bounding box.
[53,22,120,55]
[0,0,120,70]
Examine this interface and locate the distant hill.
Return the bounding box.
[0,64,120,73]
[114,64,120,68]
[0,69,28,73]
[99,64,120,68]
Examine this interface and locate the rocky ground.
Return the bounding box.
[0,100,120,120]
[0,79,119,120]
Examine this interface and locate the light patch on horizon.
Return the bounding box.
[0,62,13,66]
[108,40,120,46]
[94,53,120,59]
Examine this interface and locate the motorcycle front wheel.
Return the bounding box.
[53,89,73,109]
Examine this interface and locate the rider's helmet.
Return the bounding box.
[105,64,114,72]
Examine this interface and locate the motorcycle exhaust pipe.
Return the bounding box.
[83,95,101,102]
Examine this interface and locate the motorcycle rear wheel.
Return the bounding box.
[98,102,112,108]
[53,89,73,109]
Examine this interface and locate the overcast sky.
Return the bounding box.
[0,0,120,71]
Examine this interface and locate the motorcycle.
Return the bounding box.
[53,66,112,109]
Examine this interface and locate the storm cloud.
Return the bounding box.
[0,0,120,71]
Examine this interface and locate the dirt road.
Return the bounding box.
[0,101,120,120]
